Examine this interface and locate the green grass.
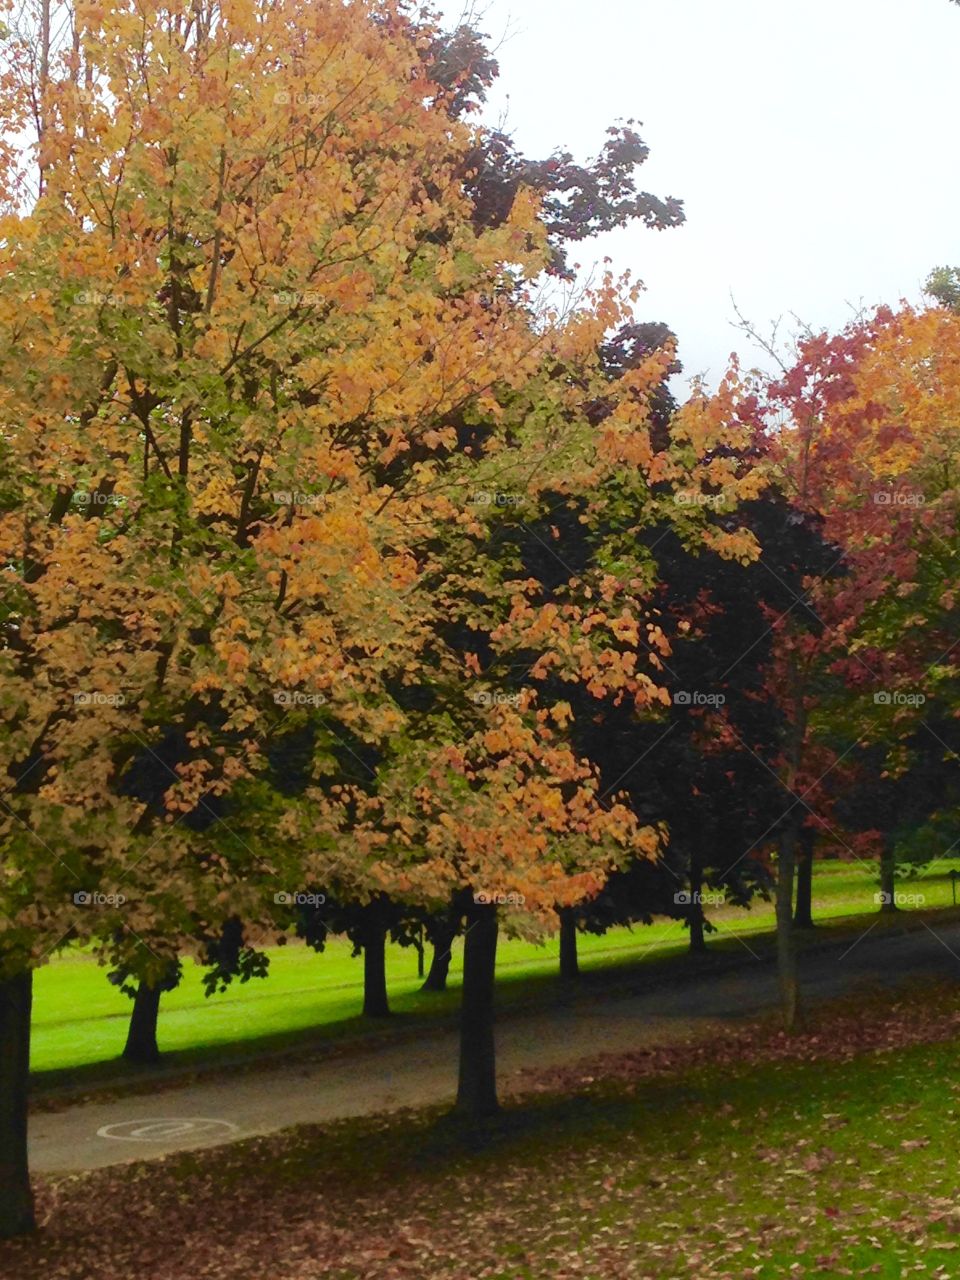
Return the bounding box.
[389,1002,960,1277]
[507,1016,960,1277]
[32,857,960,1085]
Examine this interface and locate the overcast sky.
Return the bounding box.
[438,0,960,391]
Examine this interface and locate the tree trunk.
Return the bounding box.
[777,820,802,1031]
[0,970,35,1240]
[793,828,815,929]
[688,863,707,954]
[879,836,898,912]
[362,920,390,1017]
[122,980,163,1064]
[558,909,579,980]
[421,924,455,993]
[777,664,808,1032]
[37,0,51,194]
[455,900,499,1118]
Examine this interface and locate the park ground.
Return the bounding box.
[6,980,960,1279]
[11,860,960,1278]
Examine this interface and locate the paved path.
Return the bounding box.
[30,921,960,1175]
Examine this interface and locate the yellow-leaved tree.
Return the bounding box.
[0,0,572,1234]
[0,0,771,1231]
[0,0,709,1230]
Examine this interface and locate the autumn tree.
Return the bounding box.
[814,305,960,903]
[459,332,811,976]
[0,0,671,1231]
[301,715,645,1116]
[749,303,960,1026]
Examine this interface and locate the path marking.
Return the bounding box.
[96,1118,240,1142]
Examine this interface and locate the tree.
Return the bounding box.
[792,825,817,929]
[329,719,647,1117]
[0,0,646,1229]
[753,303,960,1024]
[116,964,182,1066]
[0,972,33,1237]
[813,305,960,908]
[423,23,684,276]
[475,326,826,975]
[0,0,707,1202]
[924,267,960,314]
[420,901,464,993]
[292,891,423,1019]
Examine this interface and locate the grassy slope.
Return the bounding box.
[457,1021,960,1277]
[33,859,960,1080]
[9,987,960,1278]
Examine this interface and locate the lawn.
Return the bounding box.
[32,857,960,1080]
[9,982,960,1278]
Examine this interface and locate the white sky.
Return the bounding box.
[438,0,960,390]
